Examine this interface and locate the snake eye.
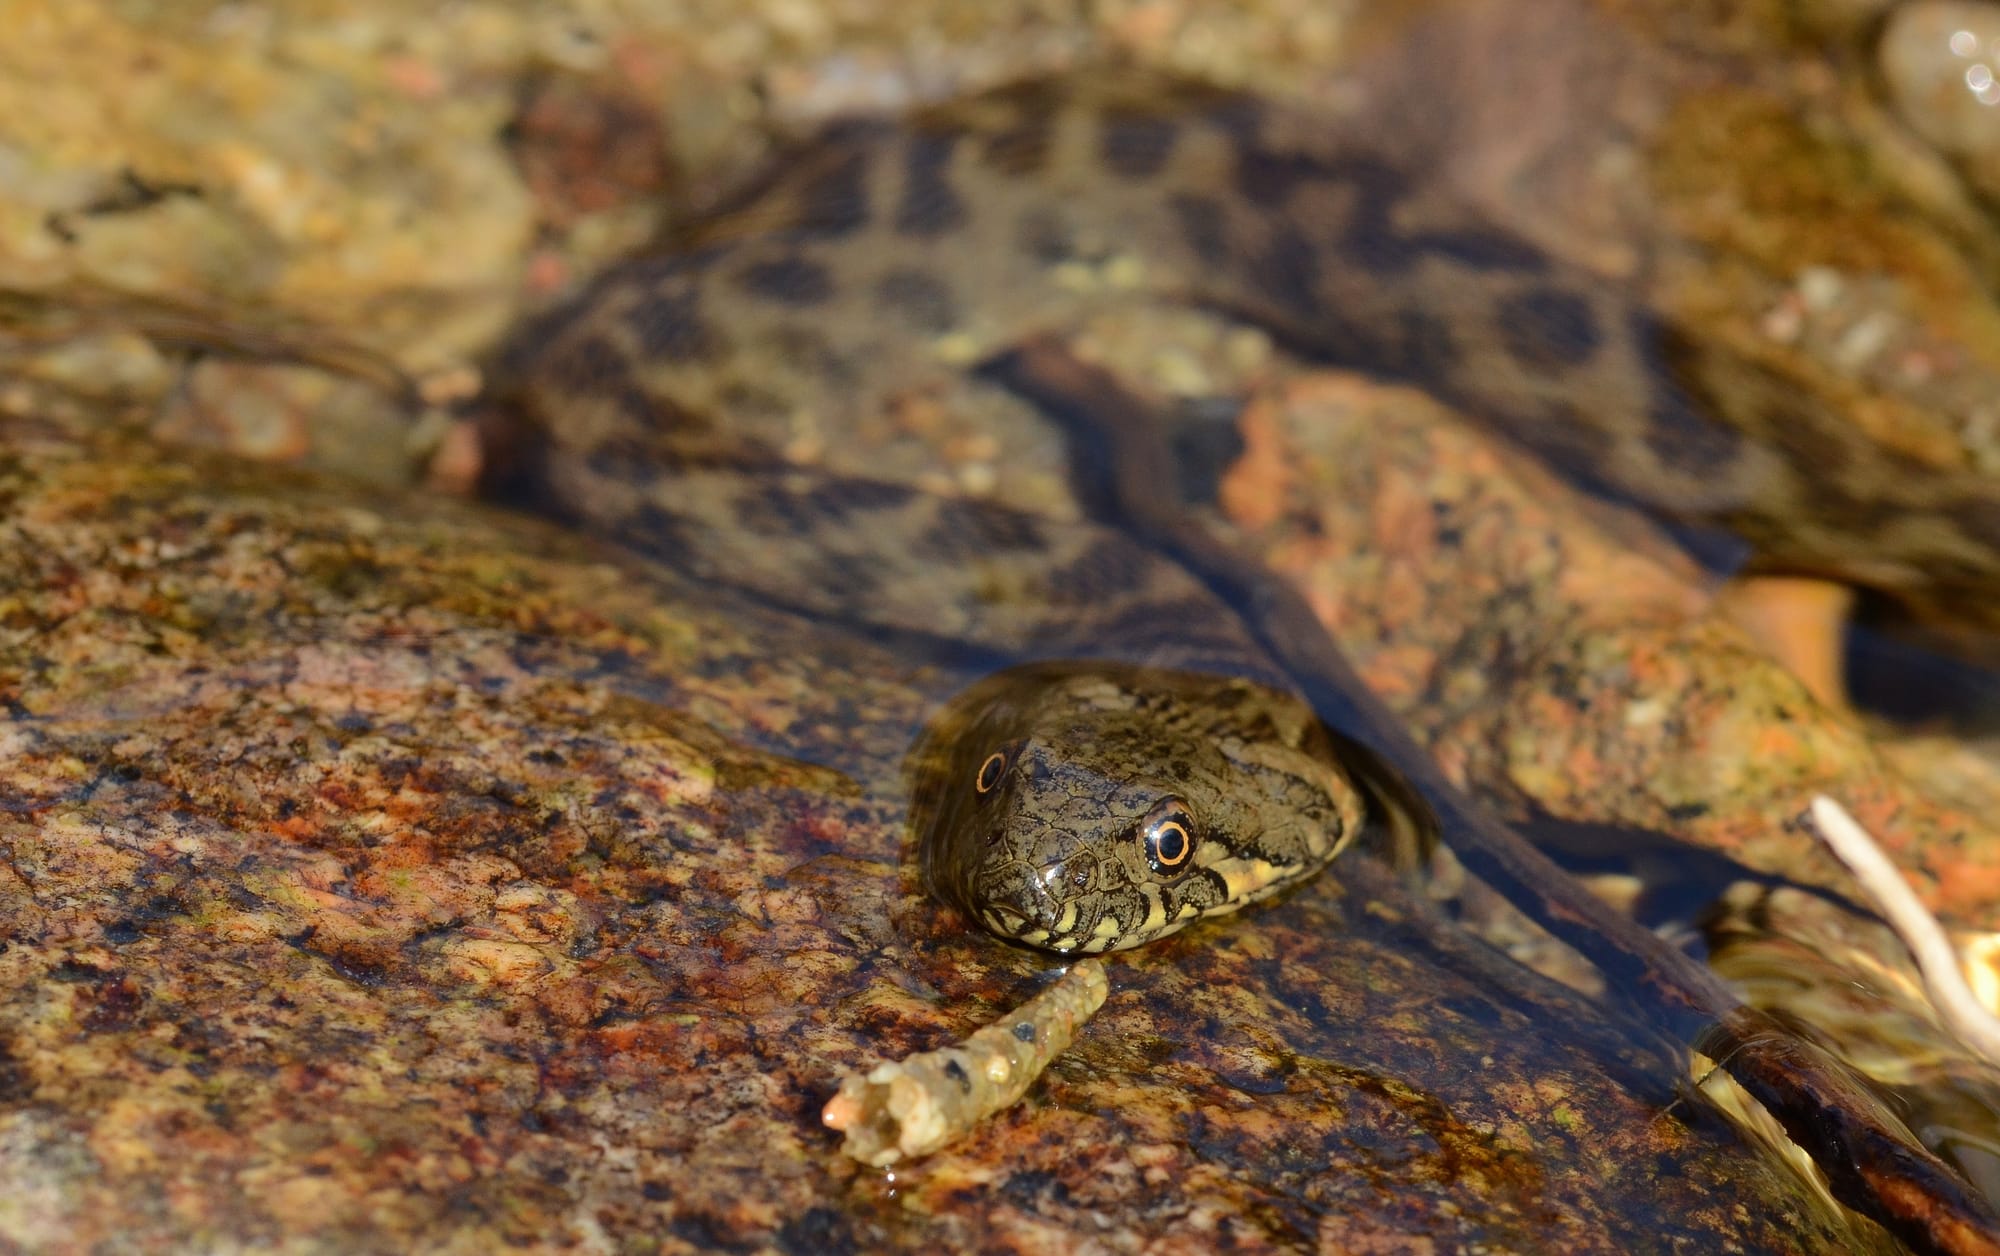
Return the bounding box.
[974,745,1015,794]
[1141,799,1197,878]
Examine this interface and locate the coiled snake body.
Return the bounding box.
[486,70,2000,1251]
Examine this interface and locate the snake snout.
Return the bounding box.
[972,856,1071,945]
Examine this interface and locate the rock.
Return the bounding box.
[0,415,1896,1251]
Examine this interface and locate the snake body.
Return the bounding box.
[493,67,1999,952]
[499,71,2000,639]
[486,71,2000,1250]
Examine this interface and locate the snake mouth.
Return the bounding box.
[978,904,1062,950]
[975,869,1071,947]
[980,902,1032,933]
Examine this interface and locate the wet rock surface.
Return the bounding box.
[0,417,1892,1250]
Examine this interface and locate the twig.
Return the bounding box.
[1809,795,2000,1065]
[823,959,1110,1165]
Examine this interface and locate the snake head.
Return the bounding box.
[914,662,1365,953]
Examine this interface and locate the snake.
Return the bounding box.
[482,70,2000,1250]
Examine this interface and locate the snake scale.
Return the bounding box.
[483,71,2000,1252]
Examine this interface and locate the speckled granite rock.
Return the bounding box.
[0,415,1900,1251]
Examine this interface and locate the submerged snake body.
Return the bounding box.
[487,70,2000,1249]
[503,71,2000,640]
[493,70,1993,948]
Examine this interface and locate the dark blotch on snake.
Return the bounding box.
[789,147,874,239]
[896,131,970,237]
[734,256,836,307]
[1099,109,1180,179]
[626,285,725,361]
[1496,286,1603,370]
